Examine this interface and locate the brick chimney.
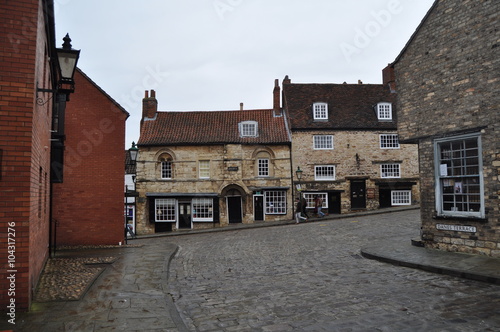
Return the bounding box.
[282,75,291,85]
[141,90,158,127]
[273,79,281,116]
[382,65,396,92]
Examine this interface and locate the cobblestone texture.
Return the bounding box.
[167,210,500,331]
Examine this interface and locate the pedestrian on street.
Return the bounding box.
[300,195,309,219]
[295,197,307,223]
[315,195,325,218]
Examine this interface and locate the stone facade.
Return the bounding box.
[393,0,500,256]
[292,130,420,213]
[283,78,420,214]
[135,143,292,234]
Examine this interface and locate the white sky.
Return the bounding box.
[54,0,435,147]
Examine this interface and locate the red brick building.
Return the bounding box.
[51,69,129,246]
[0,0,58,311]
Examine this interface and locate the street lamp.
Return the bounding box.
[295,166,303,181]
[128,141,139,164]
[37,33,80,102]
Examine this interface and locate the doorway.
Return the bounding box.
[227,196,242,223]
[350,180,366,209]
[178,202,192,229]
[254,195,264,221]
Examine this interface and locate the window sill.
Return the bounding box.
[433,214,488,223]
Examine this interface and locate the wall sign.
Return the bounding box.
[436,224,476,233]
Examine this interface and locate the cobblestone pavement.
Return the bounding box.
[167,210,500,331]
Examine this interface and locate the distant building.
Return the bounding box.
[391,0,500,256]
[51,69,129,246]
[282,76,420,213]
[135,90,292,234]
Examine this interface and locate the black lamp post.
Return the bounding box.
[124,142,139,244]
[295,166,303,181]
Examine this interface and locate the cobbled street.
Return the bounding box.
[167,210,500,331]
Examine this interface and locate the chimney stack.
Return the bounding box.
[141,90,158,127]
[382,64,396,92]
[240,102,244,111]
[273,79,281,116]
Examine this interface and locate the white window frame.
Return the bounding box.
[313,135,334,150]
[199,160,210,179]
[155,198,176,222]
[303,192,328,209]
[192,198,213,222]
[377,102,392,120]
[391,190,411,206]
[434,133,484,218]
[380,134,400,149]
[258,158,269,177]
[315,165,336,181]
[380,164,401,178]
[161,160,172,179]
[313,102,328,120]
[264,190,287,214]
[239,121,258,137]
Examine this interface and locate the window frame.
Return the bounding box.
[199,160,210,179]
[313,102,328,120]
[257,158,269,177]
[380,134,400,149]
[192,198,214,222]
[434,133,484,218]
[377,102,392,121]
[239,121,258,137]
[380,163,401,178]
[264,190,287,214]
[303,192,328,209]
[314,165,336,181]
[313,135,334,150]
[391,190,411,206]
[155,198,176,222]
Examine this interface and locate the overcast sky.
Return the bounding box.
[54,0,435,147]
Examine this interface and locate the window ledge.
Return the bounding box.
[433,214,488,223]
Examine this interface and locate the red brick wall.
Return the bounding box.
[52,69,128,246]
[0,0,52,311]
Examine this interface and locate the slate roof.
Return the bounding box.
[283,83,397,130]
[138,109,290,146]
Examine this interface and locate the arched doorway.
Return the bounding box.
[221,185,246,224]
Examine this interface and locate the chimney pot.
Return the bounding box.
[240,102,244,110]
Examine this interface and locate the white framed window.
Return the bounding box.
[199,160,210,179]
[313,102,328,120]
[239,121,258,137]
[155,199,176,222]
[315,165,335,181]
[435,133,484,218]
[381,164,400,178]
[380,134,400,149]
[258,158,269,177]
[313,135,334,149]
[377,102,392,120]
[161,160,172,179]
[265,190,286,214]
[391,190,411,205]
[192,198,213,222]
[303,192,328,209]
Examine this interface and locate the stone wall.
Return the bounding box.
[136,144,292,234]
[394,0,500,256]
[291,130,420,213]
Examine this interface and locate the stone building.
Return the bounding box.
[135,90,292,234]
[390,0,500,256]
[281,76,420,214]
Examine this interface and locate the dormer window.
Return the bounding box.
[239,121,258,137]
[313,102,328,120]
[377,102,392,120]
